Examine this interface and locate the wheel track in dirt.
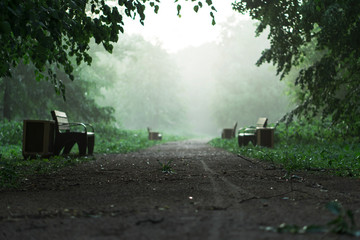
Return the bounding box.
[199,158,258,240]
[150,139,258,239]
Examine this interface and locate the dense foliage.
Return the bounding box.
[0,63,114,122]
[209,120,360,177]
[232,0,360,132]
[210,18,291,127]
[2,0,359,136]
[0,0,216,97]
[2,0,359,188]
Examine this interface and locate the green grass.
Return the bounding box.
[209,120,360,177]
[0,120,187,189]
[0,154,94,189]
[157,159,175,174]
[93,124,186,154]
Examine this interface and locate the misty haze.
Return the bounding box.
[87,18,291,137]
[1,1,360,239]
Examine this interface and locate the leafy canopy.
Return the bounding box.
[0,0,216,96]
[233,0,360,129]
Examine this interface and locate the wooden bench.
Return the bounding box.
[256,123,275,148]
[222,122,238,139]
[147,127,162,140]
[51,110,95,155]
[238,117,268,147]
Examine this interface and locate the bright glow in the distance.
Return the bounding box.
[124,1,249,53]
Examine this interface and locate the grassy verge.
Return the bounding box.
[0,120,186,189]
[94,124,186,154]
[209,120,360,177]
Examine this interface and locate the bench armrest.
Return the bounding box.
[59,122,94,133]
[83,123,94,133]
[71,122,95,133]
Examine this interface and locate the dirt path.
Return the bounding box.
[0,139,359,239]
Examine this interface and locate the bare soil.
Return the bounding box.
[0,139,359,240]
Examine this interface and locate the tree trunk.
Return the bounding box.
[3,77,12,120]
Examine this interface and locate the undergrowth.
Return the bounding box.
[93,124,186,154]
[0,120,186,189]
[262,201,360,237]
[157,159,175,174]
[209,119,360,177]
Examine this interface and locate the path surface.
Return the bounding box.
[0,140,359,239]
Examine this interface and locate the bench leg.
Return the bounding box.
[76,141,86,155]
[238,135,244,147]
[64,141,86,155]
[87,135,95,155]
[54,133,93,156]
[54,139,71,155]
[53,140,62,155]
[77,134,88,155]
[54,136,86,156]
[63,141,76,154]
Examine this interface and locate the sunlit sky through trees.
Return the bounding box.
[95,1,291,137]
[123,1,249,53]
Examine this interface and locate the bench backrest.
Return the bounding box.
[51,110,70,132]
[256,117,268,128]
[233,122,238,136]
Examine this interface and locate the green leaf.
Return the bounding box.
[177,4,181,16]
[0,21,11,34]
[326,201,342,216]
[194,5,199,12]
[198,2,203,7]
[154,5,159,14]
[303,225,327,233]
[118,0,126,5]
[205,0,212,6]
[346,210,355,226]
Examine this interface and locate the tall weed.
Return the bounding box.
[210,119,360,177]
[0,120,23,145]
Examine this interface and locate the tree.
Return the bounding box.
[171,18,292,136]
[232,0,360,132]
[0,62,114,123]
[0,0,216,97]
[211,18,291,128]
[80,34,186,132]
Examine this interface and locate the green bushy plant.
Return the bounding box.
[0,120,23,145]
[210,119,360,177]
[262,201,360,237]
[94,124,186,154]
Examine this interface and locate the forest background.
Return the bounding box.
[0,0,359,188]
[0,17,290,136]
